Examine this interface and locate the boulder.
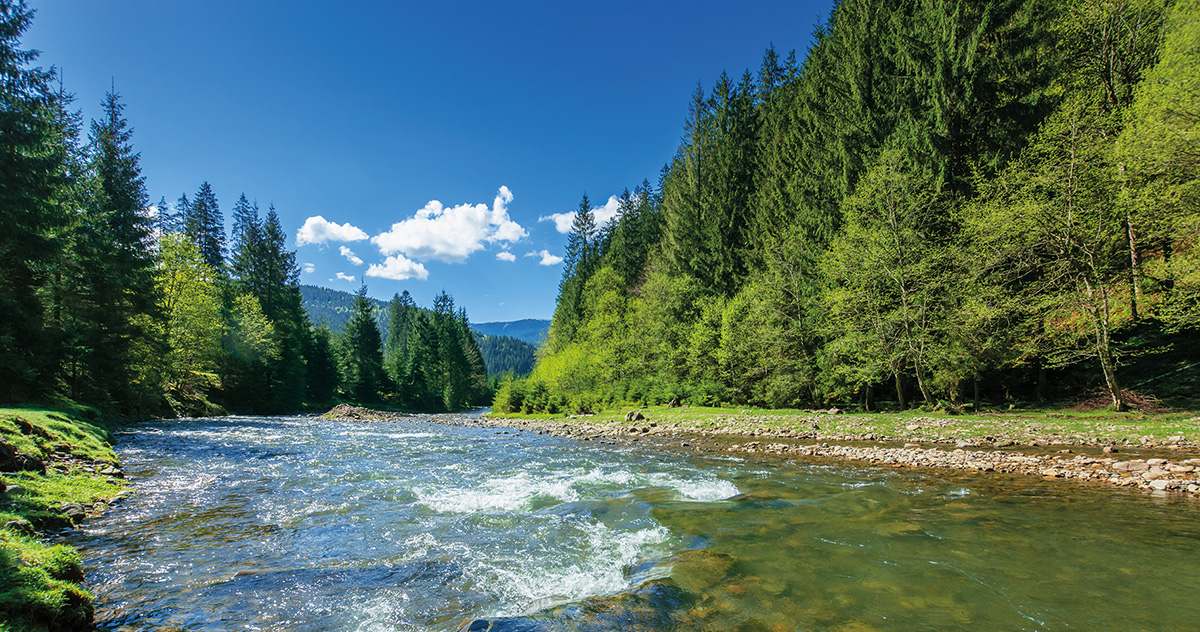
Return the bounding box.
[625,410,645,423]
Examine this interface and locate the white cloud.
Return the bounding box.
[541,211,575,233]
[538,195,622,234]
[496,251,516,262]
[333,272,356,282]
[366,254,430,281]
[370,185,527,262]
[526,249,563,266]
[303,262,315,274]
[296,216,369,247]
[339,246,363,266]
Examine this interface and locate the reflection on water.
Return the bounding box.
[71,415,1200,631]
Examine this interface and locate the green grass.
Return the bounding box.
[1,407,127,632]
[489,402,1200,446]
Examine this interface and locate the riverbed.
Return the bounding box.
[71,413,1200,631]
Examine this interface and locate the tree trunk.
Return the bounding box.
[973,373,980,412]
[865,384,875,412]
[894,371,907,410]
[1037,362,1047,402]
[1126,214,1141,321]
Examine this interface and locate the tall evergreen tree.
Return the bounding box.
[186,181,224,270]
[340,285,387,403]
[0,1,73,401]
[384,290,417,383]
[70,90,160,409]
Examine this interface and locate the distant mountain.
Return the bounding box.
[471,319,550,346]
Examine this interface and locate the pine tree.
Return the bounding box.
[340,285,387,403]
[186,181,225,270]
[0,1,73,401]
[70,90,161,409]
[384,290,417,383]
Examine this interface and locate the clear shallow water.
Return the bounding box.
[71,415,1200,631]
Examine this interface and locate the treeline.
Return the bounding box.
[496,0,1199,415]
[345,289,491,411]
[0,3,487,415]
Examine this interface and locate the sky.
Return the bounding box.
[23,0,833,323]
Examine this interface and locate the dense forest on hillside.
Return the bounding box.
[496,0,1200,415]
[0,3,488,415]
[474,334,538,377]
[300,284,388,331]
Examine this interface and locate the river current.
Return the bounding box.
[71,414,1200,631]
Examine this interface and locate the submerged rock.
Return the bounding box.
[457,579,693,632]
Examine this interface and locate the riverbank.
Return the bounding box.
[325,404,1200,497]
[0,406,127,632]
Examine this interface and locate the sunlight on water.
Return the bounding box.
[71,415,1200,632]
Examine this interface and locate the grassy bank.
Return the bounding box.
[488,403,1200,448]
[0,406,126,632]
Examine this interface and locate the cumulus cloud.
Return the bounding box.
[539,195,622,234]
[496,251,516,262]
[296,216,369,247]
[339,246,364,266]
[333,272,356,282]
[370,185,527,263]
[526,249,563,266]
[366,254,430,281]
[303,262,315,274]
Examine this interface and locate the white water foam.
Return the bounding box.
[415,467,739,514]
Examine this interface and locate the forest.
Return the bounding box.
[495,0,1200,415]
[0,2,489,416]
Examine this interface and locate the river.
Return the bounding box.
[69,413,1200,631]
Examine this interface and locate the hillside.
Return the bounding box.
[300,284,542,376]
[300,284,387,332]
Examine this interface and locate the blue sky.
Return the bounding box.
[24,0,832,322]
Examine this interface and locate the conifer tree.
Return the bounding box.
[385,290,417,383]
[0,1,73,401]
[69,90,160,409]
[186,181,225,270]
[340,285,387,402]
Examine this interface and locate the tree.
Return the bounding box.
[548,194,598,350]
[186,181,225,270]
[157,233,222,390]
[68,90,160,410]
[822,148,952,407]
[969,95,1129,409]
[339,285,387,403]
[1118,0,1200,330]
[0,1,73,402]
[384,290,417,383]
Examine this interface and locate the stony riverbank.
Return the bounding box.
[321,406,1200,498]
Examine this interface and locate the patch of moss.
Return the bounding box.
[0,407,126,632]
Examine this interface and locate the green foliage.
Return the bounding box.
[158,234,222,391]
[509,0,1196,415]
[337,286,387,403]
[474,334,536,377]
[0,406,127,631]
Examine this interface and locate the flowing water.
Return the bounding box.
[71,414,1200,631]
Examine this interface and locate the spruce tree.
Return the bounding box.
[0,1,73,401]
[385,290,417,383]
[341,285,386,403]
[72,90,160,409]
[186,181,225,270]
